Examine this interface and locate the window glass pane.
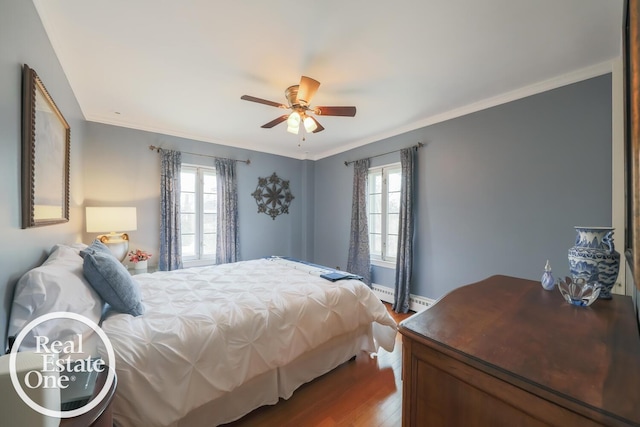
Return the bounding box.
[203,194,217,213]
[181,193,196,213]
[388,213,399,235]
[369,194,382,214]
[388,192,400,213]
[369,213,381,234]
[388,169,402,192]
[181,169,196,193]
[370,233,382,257]
[203,213,216,233]
[182,234,196,257]
[203,172,216,193]
[386,235,398,259]
[369,171,382,194]
[203,233,216,256]
[181,213,196,234]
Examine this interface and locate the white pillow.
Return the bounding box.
[8,244,104,357]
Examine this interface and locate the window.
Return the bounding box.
[368,163,401,265]
[180,165,216,265]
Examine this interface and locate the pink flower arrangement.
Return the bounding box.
[129,249,152,263]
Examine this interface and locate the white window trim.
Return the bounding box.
[181,164,217,268]
[371,259,397,269]
[368,162,401,267]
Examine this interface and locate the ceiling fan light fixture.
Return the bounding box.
[297,76,320,106]
[303,116,318,133]
[241,75,356,136]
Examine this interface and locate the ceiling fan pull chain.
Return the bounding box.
[300,126,306,144]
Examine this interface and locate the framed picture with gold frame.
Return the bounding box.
[21,64,70,228]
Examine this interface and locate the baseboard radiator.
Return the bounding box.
[371,283,434,312]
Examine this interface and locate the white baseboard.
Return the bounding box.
[371,283,434,312]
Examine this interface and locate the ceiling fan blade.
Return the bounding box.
[297,76,320,105]
[309,116,325,133]
[314,106,357,117]
[261,115,289,128]
[241,95,287,109]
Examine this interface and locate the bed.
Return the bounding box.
[7,244,397,427]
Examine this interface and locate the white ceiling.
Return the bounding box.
[34,0,624,160]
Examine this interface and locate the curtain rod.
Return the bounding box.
[148,145,251,165]
[344,142,424,166]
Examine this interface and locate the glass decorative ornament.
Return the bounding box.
[541,260,555,291]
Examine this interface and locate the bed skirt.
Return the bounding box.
[164,324,374,427]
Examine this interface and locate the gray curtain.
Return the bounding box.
[215,158,239,264]
[347,158,371,286]
[159,149,183,271]
[393,147,416,313]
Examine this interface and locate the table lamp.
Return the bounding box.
[85,207,137,262]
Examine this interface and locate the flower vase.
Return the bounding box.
[134,260,148,271]
[568,227,620,299]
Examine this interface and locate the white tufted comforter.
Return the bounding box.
[99,258,397,427]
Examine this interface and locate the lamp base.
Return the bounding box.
[98,233,129,262]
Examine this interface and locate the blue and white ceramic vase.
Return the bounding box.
[568,226,620,299]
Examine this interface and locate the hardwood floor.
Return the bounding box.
[223,304,413,427]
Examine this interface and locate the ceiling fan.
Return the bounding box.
[241,76,356,135]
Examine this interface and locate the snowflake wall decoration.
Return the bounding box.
[251,173,295,220]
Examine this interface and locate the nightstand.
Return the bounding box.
[60,366,117,427]
[129,266,158,275]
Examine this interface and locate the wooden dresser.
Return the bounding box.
[399,275,640,427]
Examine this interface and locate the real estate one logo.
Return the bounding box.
[9,312,116,419]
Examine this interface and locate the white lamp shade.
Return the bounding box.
[86,207,137,232]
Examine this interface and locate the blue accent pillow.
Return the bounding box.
[85,239,114,257]
[80,246,145,316]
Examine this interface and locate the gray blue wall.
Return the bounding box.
[0,0,87,348]
[313,75,613,299]
[81,122,314,264]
